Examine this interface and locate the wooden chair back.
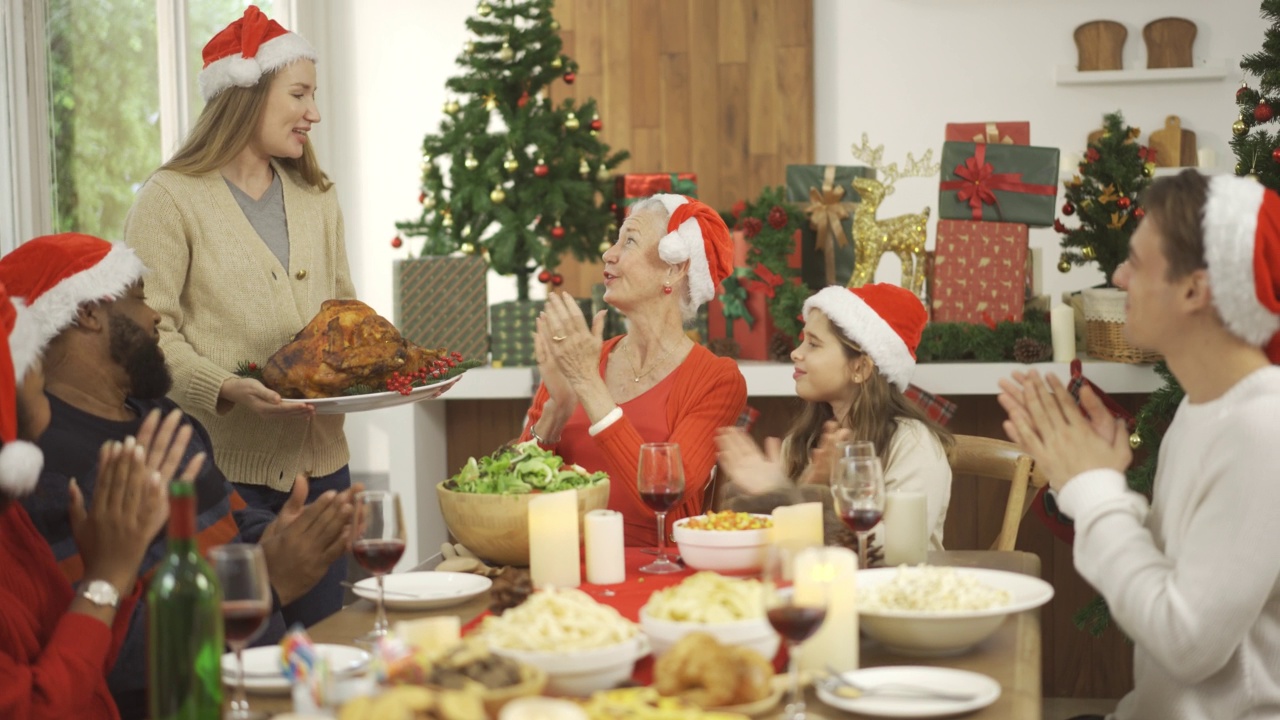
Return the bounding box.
[947,435,1049,552]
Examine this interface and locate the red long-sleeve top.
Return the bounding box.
[0,501,139,720]
[520,336,747,546]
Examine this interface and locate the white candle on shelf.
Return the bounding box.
[770,502,824,549]
[795,546,858,675]
[1198,148,1215,170]
[583,509,625,585]
[528,490,581,589]
[1051,303,1077,362]
[883,491,928,566]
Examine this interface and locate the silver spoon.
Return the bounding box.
[822,665,979,702]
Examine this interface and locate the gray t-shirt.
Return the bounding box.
[226,172,289,269]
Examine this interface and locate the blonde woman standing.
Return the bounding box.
[124,7,354,627]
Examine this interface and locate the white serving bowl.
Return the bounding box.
[488,635,650,696]
[671,515,771,574]
[639,610,780,660]
[857,567,1055,657]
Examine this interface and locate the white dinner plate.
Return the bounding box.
[815,666,1001,718]
[278,375,463,414]
[351,571,492,610]
[221,644,369,695]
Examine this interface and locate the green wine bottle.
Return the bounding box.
[148,480,224,719]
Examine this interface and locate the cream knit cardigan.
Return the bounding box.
[124,164,355,491]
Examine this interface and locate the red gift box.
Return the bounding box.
[944,121,1031,146]
[614,172,698,223]
[707,230,802,360]
[931,219,1029,324]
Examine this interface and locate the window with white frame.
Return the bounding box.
[6,0,293,246]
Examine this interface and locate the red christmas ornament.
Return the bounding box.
[1133,207,1146,219]
[767,205,788,229]
[563,71,576,84]
[517,91,530,108]
[391,236,403,249]
[418,192,426,204]
[551,224,566,239]
[1256,101,1274,123]
[551,274,565,286]
[610,203,618,212]
[742,217,763,238]
[1053,218,1067,234]
[1272,147,1280,164]
[589,118,603,132]
[533,162,550,177]
[1062,202,1076,216]
[1085,148,1100,163]
[538,270,552,283]
[1238,85,1250,100]
[1117,197,1131,210]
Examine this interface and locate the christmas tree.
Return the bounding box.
[1233,0,1280,190]
[394,0,628,301]
[1055,111,1155,284]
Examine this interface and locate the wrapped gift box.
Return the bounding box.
[944,121,1031,146]
[489,299,544,366]
[707,231,802,360]
[785,164,877,291]
[931,219,1029,324]
[393,256,488,362]
[614,173,697,223]
[938,142,1059,227]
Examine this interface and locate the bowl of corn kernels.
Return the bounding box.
[671,511,773,575]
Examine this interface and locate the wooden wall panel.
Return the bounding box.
[548,0,814,294]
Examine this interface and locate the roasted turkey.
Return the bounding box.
[262,299,445,399]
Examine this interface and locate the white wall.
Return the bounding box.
[325,0,1265,476]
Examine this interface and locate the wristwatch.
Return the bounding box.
[80,579,121,609]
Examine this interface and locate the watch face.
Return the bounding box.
[84,580,120,607]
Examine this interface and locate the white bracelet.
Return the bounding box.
[588,406,624,437]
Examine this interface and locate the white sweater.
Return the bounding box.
[882,418,952,551]
[1057,366,1280,720]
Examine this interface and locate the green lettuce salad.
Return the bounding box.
[448,441,608,494]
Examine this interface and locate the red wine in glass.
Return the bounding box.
[352,539,406,575]
[640,490,682,512]
[840,508,884,534]
[767,605,828,644]
[222,600,270,647]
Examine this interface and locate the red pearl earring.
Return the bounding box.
[663,284,673,295]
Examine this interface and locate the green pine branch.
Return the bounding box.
[1234,2,1280,192]
[915,315,1052,362]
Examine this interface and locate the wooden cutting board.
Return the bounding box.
[1144,17,1196,69]
[1074,20,1127,71]
[1148,115,1198,167]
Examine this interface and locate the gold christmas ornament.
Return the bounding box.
[846,136,940,294]
[460,242,476,254]
[1082,245,1096,260]
[464,152,478,170]
[490,186,506,204]
[477,2,491,16]
[484,93,498,111]
[1129,432,1142,450]
[503,151,519,173]
[564,112,580,131]
[551,56,563,69]
[550,19,560,31]
[1237,162,1245,174]
[442,213,454,229]
[1143,162,1155,177]
[1058,256,1072,273]
[598,240,611,253]
[498,42,514,62]
[423,195,436,210]
[578,158,591,178]
[1234,117,1248,136]
[596,165,611,182]
[443,99,460,115]
[464,41,475,54]
[461,226,471,238]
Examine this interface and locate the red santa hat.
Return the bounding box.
[651,195,734,308]
[0,233,147,381]
[0,285,43,497]
[802,283,927,392]
[1202,174,1280,362]
[198,5,317,102]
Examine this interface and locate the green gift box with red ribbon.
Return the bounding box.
[614,172,698,223]
[938,141,1060,227]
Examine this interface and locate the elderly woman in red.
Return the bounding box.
[521,195,746,547]
[0,286,200,720]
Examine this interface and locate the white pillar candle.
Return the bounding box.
[770,502,824,549]
[1060,152,1082,174]
[795,546,858,675]
[1051,303,1077,362]
[499,697,590,720]
[883,491,928,566]
[1198,148,1215,169]
[583,509,625,585]
[529,490,581,589]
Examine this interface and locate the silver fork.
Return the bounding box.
[822,665,978,702]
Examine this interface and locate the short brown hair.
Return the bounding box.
[1140,169,1209,279]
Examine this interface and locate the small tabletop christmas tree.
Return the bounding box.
[1233,0,1280,191]
[394,0,628,301]
[1055,111,1155,284]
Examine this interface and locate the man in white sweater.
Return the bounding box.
[998,171,1280,720]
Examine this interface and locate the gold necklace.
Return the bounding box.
[624,337,679,383]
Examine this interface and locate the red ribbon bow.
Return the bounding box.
[939,145,1057,221]
[742,263,783,298]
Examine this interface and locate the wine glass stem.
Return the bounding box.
[234,647,248,718]
[655,511,668,560]
[857,531,869,569]
[375,574,388,635]
[787,640,806,718]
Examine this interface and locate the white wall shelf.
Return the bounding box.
[1055,60,1230,86]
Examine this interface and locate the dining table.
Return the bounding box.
[246,549,1042,719]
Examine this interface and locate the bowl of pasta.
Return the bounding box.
[671,512,773,575]
[477,588,649,696]
[639,572,780,660]
[857,566,1055,657]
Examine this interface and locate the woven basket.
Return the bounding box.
[1081,288,1161,364]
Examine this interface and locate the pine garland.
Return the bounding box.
[915,315,1052,363]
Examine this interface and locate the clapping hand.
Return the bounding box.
[715,427,789,495]
[259,474,361,605]
[798,421,853,486]
[539,292,606,392]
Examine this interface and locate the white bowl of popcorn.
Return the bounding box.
[857,566,1054,657]
[672,512,773,575]
[639,572,780,660]
[479,588,648,696]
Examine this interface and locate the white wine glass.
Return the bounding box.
[210,544,271,720]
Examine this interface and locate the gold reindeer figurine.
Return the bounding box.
[848,134,940,295]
